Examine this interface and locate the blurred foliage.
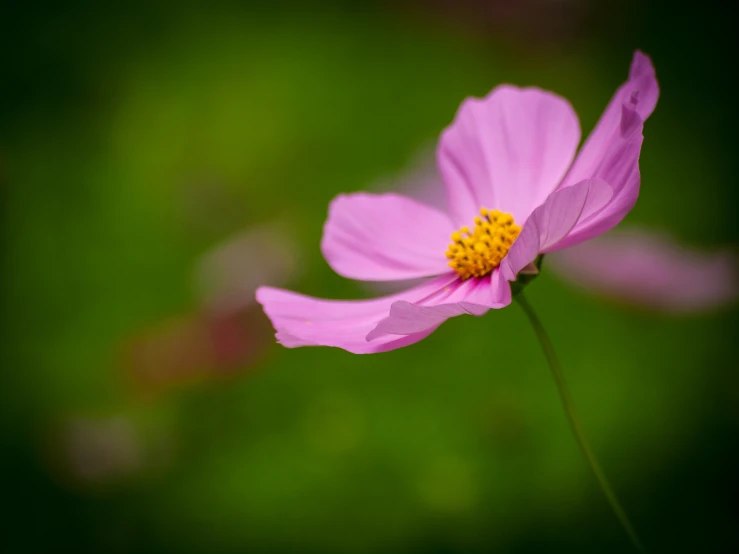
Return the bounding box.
[1,1,737,553]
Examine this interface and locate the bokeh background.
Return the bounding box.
[2,1,738,552]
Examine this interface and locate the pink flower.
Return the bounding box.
[124,312,265,391]
[58,416,145,483]
[546,227,738,314]
[257,51,659,353]
[124,221,299,391]
[369,135,736,317]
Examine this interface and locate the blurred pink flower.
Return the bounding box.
[125,312,263,390]
[124,221,299,391]
[194,222,299,316]
[258,51,659,353]
[546,228,738,314]
[59,416,144,483]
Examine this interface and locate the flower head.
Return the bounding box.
[257,52,659,353]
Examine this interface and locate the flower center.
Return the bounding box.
[445,208,521,280]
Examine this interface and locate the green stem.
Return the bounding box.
[515,292,646,553]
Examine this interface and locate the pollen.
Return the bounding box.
[445,208,521,280]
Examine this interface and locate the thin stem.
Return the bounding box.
[516,292,646,553]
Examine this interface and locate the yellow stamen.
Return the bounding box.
[445,208,521,280]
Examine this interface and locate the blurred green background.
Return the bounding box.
[2,1,738,552]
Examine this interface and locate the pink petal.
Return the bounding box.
[562,51,657,188]
[437,85,581,227]
[547,227,739,314]
[256,270,508,354]
[366,268,511,341]
[257,275,454,354]
[502,178,613,280]
[556,51,659,246]
[321,193,455,281]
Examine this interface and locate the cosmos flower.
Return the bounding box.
[546,227,738,314]
[257,51,659,353]
[369,139,737,317]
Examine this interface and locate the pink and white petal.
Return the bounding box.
[321,193,455,281]
[256,273,462,354]
[547,227,738,314]
[437,85,581,226]
[502,178,613,280]
[366,268,512,341]
[561,51,658,190]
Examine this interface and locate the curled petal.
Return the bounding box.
[562,51,657,189]
[257,268,510,354]
[557,107,644,248]
[556,51,659,246]
[257,274,455,354]
[502,178,613,280]
[437,85,580,226]
[366,268,511,341]
[548,228,739,314]
[321,193,455,281]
